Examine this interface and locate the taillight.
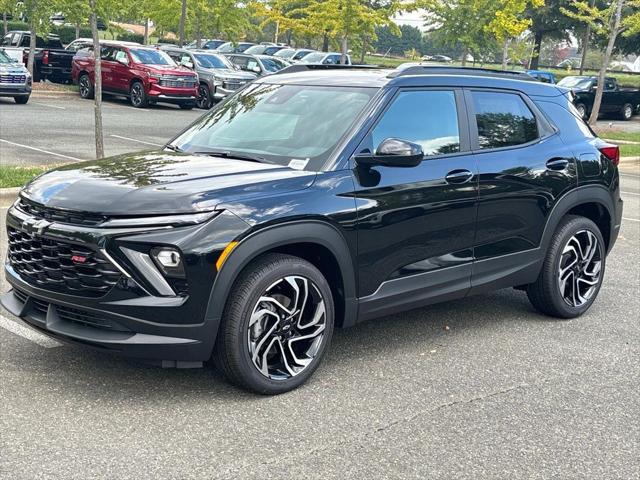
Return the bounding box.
[42,50,49,65]
[599,145,620,166]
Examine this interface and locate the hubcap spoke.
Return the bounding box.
[557,229,602,308]
[247,275,327,380]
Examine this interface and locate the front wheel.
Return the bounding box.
[214,253,334,394]
[527,216,605,319]
[196,83,212,109]
[575,103,587,120]
[129,81,148,108]
[14,95,29,104]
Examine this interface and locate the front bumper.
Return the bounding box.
[0,83,31,97]
[148,84,198,105]
[1,205,250,362]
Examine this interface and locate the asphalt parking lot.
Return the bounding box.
[0,92,639,479]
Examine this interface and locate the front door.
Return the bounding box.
[353,88,479,320]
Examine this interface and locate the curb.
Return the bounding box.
[620,156,639,163]
[0,187,20,201]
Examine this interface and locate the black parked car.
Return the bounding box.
[1,66,623,394]
[558,75,640,120]
[2,31,74,82]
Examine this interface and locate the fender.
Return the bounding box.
[203,220,358,348]
[539,184,617,255]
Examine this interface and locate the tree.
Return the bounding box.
[1,0,15,35]
[20,0,57,76]
[526,0,577,69]
[179,0,187,46]
[485,0,544,69]
[88,0,104,158]
[563,0,640,125]
[420,0,498,66]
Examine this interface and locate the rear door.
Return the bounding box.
[466,89,578,293]
[353,88,479,319]
[99,46,117,90]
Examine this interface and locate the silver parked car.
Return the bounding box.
[225,54,289,76]
[0,48,31,104]
[162,47,257,109]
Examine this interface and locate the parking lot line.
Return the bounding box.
[622,191,640,196]
[32,102,66,110]
[0,314,61,348]
[109,134,163,147]
[623,217,640,223]
[0,139,82,162]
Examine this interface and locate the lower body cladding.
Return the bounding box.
[0,207,251,366]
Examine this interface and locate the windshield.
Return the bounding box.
[130,49,175,65]
[260,57,286,72]
[300,52,325,63]
[170,83,376,171]
[557,76,593,89]
[195,53,232,69]
[275,49,296,59]
[0,49,13,63]
[293,50,313,60]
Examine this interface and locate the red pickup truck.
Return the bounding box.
[72,44,198,109]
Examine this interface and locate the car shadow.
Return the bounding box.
[12,288,551,401]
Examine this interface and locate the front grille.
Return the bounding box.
[159,76,197,88]
[223,80,243,91]
[17,199,106,227]
[7,227,121,297]
[0,74,26,84]
[13,288,130,332]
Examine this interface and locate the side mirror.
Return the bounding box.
[354,138,423,168]
[181,59,194,69]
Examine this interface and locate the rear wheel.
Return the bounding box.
[129,81,148,108]
[620,103,633,121]
[575,103,587,119]
[527,215,605,319]
[14,95,29,104]
[214,253,334,394]
[78,73,94,99]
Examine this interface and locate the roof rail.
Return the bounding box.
[388,65,536,81]
[276,63,381,75]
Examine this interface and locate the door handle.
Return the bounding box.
[546,158,570,170]
[445,169,474,184]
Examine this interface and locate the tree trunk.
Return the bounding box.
[144,18,149,45]
[579,0,595,75]
[89,0,104,159]
[501,38,509,70]
[274,20,279,44]
[3,12,7,36]
[75,22,80,40]
[178,0,187,47]
[588,0,624,126]
[461,45,468,67]
[340,36,348,64]
[322,32,329,52]
[360,36,367,64]
[529,30,543,70]
[27,11,37,78]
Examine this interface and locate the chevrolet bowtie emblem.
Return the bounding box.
[23,218,51,235]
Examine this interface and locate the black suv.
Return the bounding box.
[1,66,623,394]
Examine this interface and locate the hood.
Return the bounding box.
[0,63,28,75]
[206,68,257,80]
[140,64,196,76]
[21,151,316,216]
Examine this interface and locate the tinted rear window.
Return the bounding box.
[471,91,538,149]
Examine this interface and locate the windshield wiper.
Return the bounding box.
[164,144,183,152]
[192,150,273,164]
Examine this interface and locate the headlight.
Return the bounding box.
[100,210,219,228]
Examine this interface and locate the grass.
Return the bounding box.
[620,144,640,157]
[0,166,48,188]
[593,130,640,142]
[362,55,640,88]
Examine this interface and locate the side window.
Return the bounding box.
[101,46,116,61]
[2,33,13,46]
[19,35,30,47]
[371,90,461,156]
[471,91,538,149]
[604,79,615,91]
[114,50,128,64]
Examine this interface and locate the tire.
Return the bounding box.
[14,95,29,104]
[129,81,148,108]
[527,215,606,319]
[78,73,94,99]
[214,253,335,394]
[575,103,587,120]
[179,103,194,110]
[196,83,212,109]
[619,103,633,121]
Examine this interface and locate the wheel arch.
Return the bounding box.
[541,185,616,254]
[204,220,358,347]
